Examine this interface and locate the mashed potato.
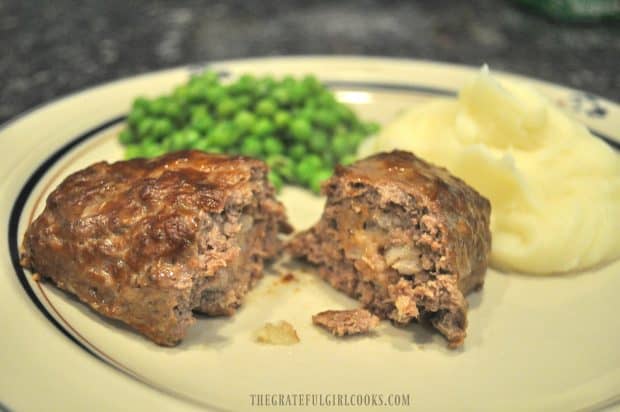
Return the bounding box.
[361,67,620,274]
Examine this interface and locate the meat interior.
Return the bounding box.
[190,202,282,316]
[291,188,471,346]
[146,172,288,334]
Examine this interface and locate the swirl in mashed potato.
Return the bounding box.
[360,68,620,274]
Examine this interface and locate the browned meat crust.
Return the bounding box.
[312,309,380,336]
[289,151,491,347]
[21,150,291,346]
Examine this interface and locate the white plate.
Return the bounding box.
[1,56,619,412]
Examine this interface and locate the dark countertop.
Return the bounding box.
[1,0,619,124]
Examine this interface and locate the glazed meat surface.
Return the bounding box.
[289,151,491,347]
[21,150,291,346]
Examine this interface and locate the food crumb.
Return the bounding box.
[32,274,41,282]
[255,320,300,345]
[280,273,296,283]
[313,309,380,337]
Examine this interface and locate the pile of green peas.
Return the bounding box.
[118,71,379,193]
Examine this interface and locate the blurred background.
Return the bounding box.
[1,0,619,124]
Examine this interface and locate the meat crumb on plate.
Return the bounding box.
[312,309,380,337]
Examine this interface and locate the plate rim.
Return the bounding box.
[2,55,619,412]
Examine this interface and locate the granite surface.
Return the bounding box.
[1,0,619,124]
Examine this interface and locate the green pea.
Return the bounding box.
[228,80,247,95]
[160,135,172,150]
[168,131,187,151]
[303,99,318,112]
[272,87,290,106]
[268,171,283,192]
[234,111,256,131]
[167,130,198,150]
[333,124,347,136]
[184,129,200,147]
[256,99,277,117]
[237,74,256,90]
[310,169,332,193]
[295,155,322,184]
[263,77,276,89]
[318,91,336,107]
[173,85,190,102]
[209,123,238,148]
[124,144,142,159]
[190,105,209,118]
[313,109,338,129]
[119,129,134,145]
[137,118,156,137]
[349,132,364,146]
[322,151,337,168]
[201,71,220,84]
[252,118,274,137]
[331,134,350,157]
[188,83,205,103]
[149,97,168,116]
[190,73,214,89]
[362,121,380,135]
[273,111,291,129]
[152,119,172,139]
[266,155,295,181]
[240,137,262,157]
[216,98,237,117]
[305,154,322,168]
[339,154,357,166]
[282,75,295,88]
[235,95,252,109]
[289,83,308,104]
[308,131,328,152]
[255,77,275,97]
[336,104,354,122]
[290,143,307,160]
[127,107,146,127]
[266,154,285,168]
[296,107,314,124]
[239,73,255,82]
[191,139,211,152]
[191,114,214,134]
[142,141,166,158]
[263,137,284,155]
[132,97,149,111]
[290,118,311,141]
[295,163,314,184]
[302,74,320,92]
[164,101,183,121]
[205,86,226,104]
